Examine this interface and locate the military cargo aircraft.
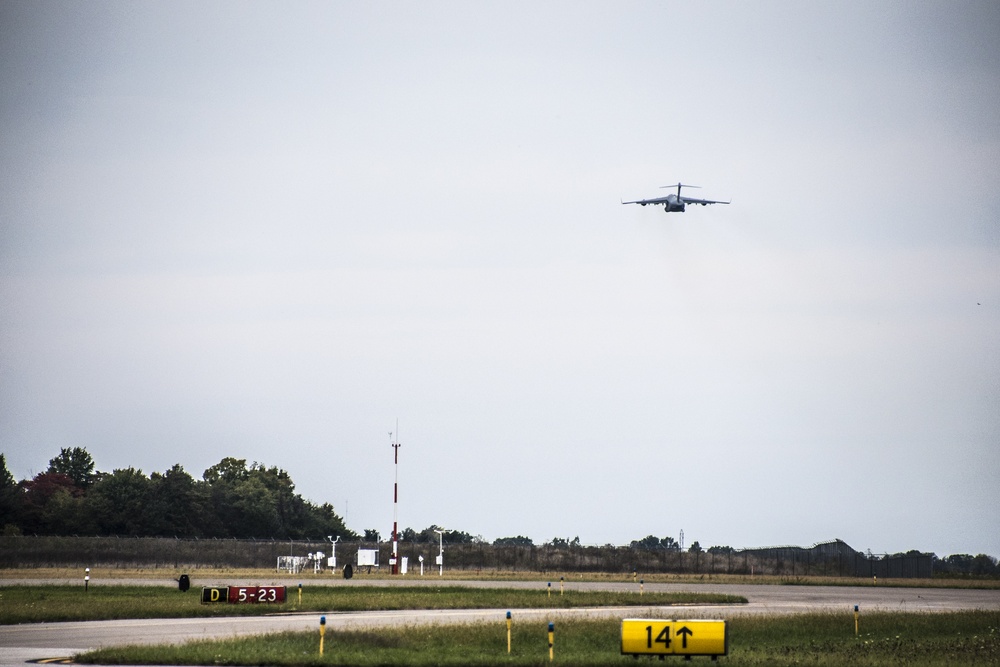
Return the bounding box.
[622,182,730,212]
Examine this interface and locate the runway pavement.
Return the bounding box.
[1,579,997,666]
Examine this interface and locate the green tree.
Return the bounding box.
[0,454,22,532]
[247,464,300,537]
[199,459,352,539]
[0,454,16,489]
[707,545,734,554]
[39,486,94,535]
[494,535,534,546]
[944,554,975,574]
[18,472,80,534]
[88,468,152,535]
[444,528,481,544]
[144,465,203,537]
[688,541,703,554]
[202,458,261,537]
[203,457,250,484]
[631,535,662,550]
[417,525,445,543]
[298,502,356,541]
[396,525,471,545]
[47,447,96,489]
[548,536,580,548]
[972,554,998,576]
[630,535,678,551]
[229,476,279,537]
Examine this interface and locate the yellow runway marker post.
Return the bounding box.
[548,621,554,662]
[506,611,512,654]
[319,615,326,656]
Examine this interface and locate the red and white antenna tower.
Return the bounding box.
[390,421,401,575]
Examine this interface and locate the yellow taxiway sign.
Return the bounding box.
[621,618,728,657]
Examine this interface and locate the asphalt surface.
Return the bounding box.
[1,578,998,666]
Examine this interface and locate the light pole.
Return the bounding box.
[328,535,340,569]
[434,529,444,576]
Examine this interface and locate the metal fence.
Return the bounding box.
[0,535,334,569]
[0,536,933,578]
[396,540,933,578]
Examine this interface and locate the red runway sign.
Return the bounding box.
[227,585,286,604]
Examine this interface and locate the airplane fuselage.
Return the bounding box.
[636,193,685,212]
[662,194,685,212]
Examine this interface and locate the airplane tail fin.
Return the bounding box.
[660,182,701,197]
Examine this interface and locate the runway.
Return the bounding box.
[1,580,997,666]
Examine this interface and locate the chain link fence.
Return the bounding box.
[0,536,932,578]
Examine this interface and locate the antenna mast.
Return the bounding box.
[390,420,401,575]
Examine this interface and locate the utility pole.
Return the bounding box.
[390,422,401,575]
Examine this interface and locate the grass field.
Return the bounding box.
[3,566,998,589]
[0,584,745,624]
[76,611,1000,666]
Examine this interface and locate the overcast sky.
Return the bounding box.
[2,1,998,558]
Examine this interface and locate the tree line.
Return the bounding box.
[0,449,354,540]
[933,553,999,577]
[2,449,996,577]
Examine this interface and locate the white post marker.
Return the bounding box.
[434,529,444,576]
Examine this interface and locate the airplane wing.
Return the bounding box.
[621,196,673,206]
[679,196,730,206]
